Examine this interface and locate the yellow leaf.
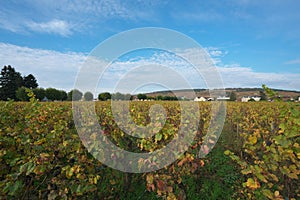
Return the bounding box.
[269,174,279,182]
[224,150,232,155]
[177,177,182,184]
[34,138,46,145]
[63,141,68,147]
[248,135,257,145]
[93,177,98,184]
[146,174,153,184]
[246,178,260,189]
[241,168,252,175]
[66,167,74,179]
[167,193,176,200]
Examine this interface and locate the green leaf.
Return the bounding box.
[20,161,35,175]
[155,133,162,142]
[224,150,232,156]
[4,180,23,196]
[262,189,273,199]
[279,123,285,131]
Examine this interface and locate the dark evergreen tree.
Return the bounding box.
[0,65,23,100]
[23,74,38,89]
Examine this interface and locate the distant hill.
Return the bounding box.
[145,88,300,101]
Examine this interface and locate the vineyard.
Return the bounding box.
[0,95,299,199]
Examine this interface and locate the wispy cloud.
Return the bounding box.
[26,19,72,36]
[0,0,160,36]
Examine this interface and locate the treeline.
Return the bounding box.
[0,65,94,101]
[0,65,38,100]
[137,93,178,101]
[0,65,184,102]
[0,66,128,102]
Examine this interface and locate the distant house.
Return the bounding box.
[252,96,261,102]
[194,97,207,102]
[241,96,251,102]
[42,96,49,102]
[216,96,230,101]
[241,96,261,102]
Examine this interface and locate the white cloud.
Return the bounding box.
[26,19,72,36]
[0,0,152,35]
[219,64,300,90]
[0,43,86,91]
[0,43,299,94]
[205,47,228,57]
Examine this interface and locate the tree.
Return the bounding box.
[137,93,147,100]
[156,95,163,100]
[68,89,83,101]
[23,74,38,89]
[229,92,237,101]
[161,96,177,101]
[60,90,68,101]
[45,88,62,101]
[98,92,111,101]
[84,92,93,101]
[259,90,267,101]
[112,92,124,100]
[33,88,45,100]
[16,87,30,101]
[124,94,132,101]
[0,65,23,100]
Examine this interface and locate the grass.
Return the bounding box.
[118,131,244,200]
[181,131,244,200]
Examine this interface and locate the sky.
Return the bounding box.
[0,0,300,94]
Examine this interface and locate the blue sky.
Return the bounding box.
[0,0,300,93]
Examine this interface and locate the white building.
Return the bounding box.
[252,96,261,101]
[194,97,207,102]
[241,96,251,102]
[241,96,261,102]
[216,96,230,101]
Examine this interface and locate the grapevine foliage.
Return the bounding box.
[225,85,300,199]
[0,89,299,199]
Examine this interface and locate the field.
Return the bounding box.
[0,97,299,199]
